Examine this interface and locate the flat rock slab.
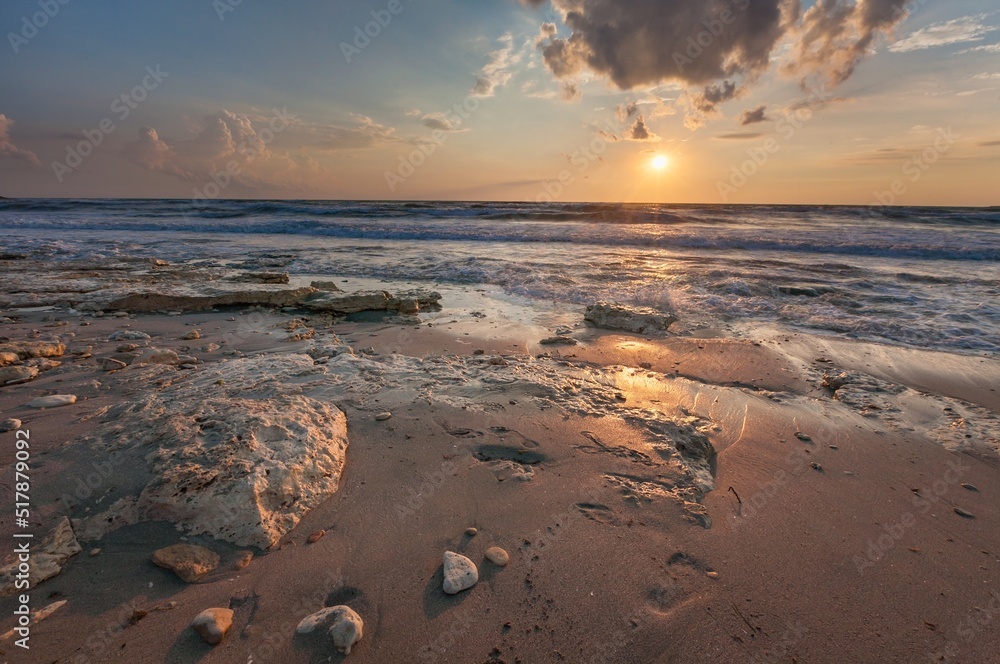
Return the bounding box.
[191,608,234,645]
[26,394,77,409]
[0,517,82,596]
[584,301,677,335]
[151,544,220,583]
[76,284,318,313]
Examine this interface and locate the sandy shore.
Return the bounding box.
[0,258,998,663]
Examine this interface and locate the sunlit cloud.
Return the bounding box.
[889,15,998,53]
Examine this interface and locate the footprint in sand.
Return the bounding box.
[575,502,620,525]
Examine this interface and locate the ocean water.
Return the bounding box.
[1,199,998,354]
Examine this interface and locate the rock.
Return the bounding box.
[296,605,364,655]
[810,462,823,471]
[307,530,326,544]
[31,599,67,624]
[191,608,234,645]
[954,508,975,519]
[961,483,979,492]
[0,517,82,596]
[27,358,61,372]
[706,571,720,579]
[116,343,141,352]
[228,272,289,285]
[375,412,393,421]
[0,418,21,432]
[101,358,127,371]
[132,348,182,365]
[25,394,77,409]
[442,551,478,595]
[109,330,151,341]
[78,284,317,313]
[795,432,813,442]
[77,355,351,549]
[306,291,391,314]
[151,544,220,582]
[485,547,509,566]
[310,280,344,292]
[89,548,101,557]
[396,299,420,315]
[0,341,66,364]
[465,527,478,537]
[0,365,39,384]
[583,302,676,335]
[181,330,201,341]
[234,550,254,570]
[539,336,578,346]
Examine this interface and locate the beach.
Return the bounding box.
[0,201,999,663]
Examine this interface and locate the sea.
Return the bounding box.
[1,199,997,354]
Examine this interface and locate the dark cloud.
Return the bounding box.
[739,105,771,125]
[616,101,639,123]
[625,116,661,142]
[979,140,1000,147]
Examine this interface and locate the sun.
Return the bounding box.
[650,154,669,170]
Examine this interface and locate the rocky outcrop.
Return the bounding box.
[75,355,350,549]
[584,302,677,335]
[0,517,82,596]
[0,341,66,366]
[304,289,441,315]
[151,544,220,582]
[0,365,38,384]
[76,284,318,313]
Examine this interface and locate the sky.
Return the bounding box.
[0,0,997,205]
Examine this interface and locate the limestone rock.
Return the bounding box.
[108,330,151,341]
[387,289,441,311]
[539,336,578,346]
[78,355,350,549]
[26,394,77,409]
[0,365,39,384]
[0,418,21,432]
[310,280,344,292]
[296,605,363,655]
[485,546,509,566]
[442,551,478,595]
[0,341,66,364]
[151,544,220,582]
[228,272,289,284]
[101,357,127,371]
[305,291,391,314]
[132,348,181,365]
[78,284,317,313]
[0,517,82,596]
[584,302,677,335]
[396,299,420,315]
[191,608,234,645]
[181,330,201,341]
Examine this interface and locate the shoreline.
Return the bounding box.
[0,258,998,662]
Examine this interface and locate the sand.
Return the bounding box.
[0,260,998,663]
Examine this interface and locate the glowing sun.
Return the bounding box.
[650,154,669,170]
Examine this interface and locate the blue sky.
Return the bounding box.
[1,0,998,204]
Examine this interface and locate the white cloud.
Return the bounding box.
[0,115,40,166]
[889,15,998,53]
[471,33,521,97]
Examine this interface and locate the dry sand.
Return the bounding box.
[0,265,998,664]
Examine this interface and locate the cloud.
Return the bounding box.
[979,140,1000,147]
[615,101,639,123]
[420,113,458,131]
[889,15,997,53]
[683,80,742,129]
[471,33,520,97]
[955,43,1000,55]
[0,115,40,166]
[123,127,193,179]
[625,116,661,142]
[716,132,765,139]
[739,105,771,125]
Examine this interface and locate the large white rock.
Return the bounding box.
[76,355,350,549]
[26,394,77,409]
[442,551,478,595]
[0,517,81,596]
[296,605,363,655]
[584,301,677,335]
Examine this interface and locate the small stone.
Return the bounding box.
[151,544,220,582]
[442,551,478,594]
[26,394,77,409]
[30,600,67,624]
[954,508,975,519]
[485,547,509,566]
[181,330,201,341]
[539,336,578,346]
[0,365,39,384]
[465,527,478,537]
[233,551,254,570]
[101,357,127,371]
[108,330,150,341]
[191,608,234,645]
[0,418,21,432]
[307,530,325,544]
[296,605,363,655]
[89,548,101,557]
[810,462,823,471]
[375,412,392,421]
[134,348,182,365]
[116,343,140,352]
[113,311,130,318]
[961,483,979,492]
[795,432,813,442]
[473,349,485,355]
